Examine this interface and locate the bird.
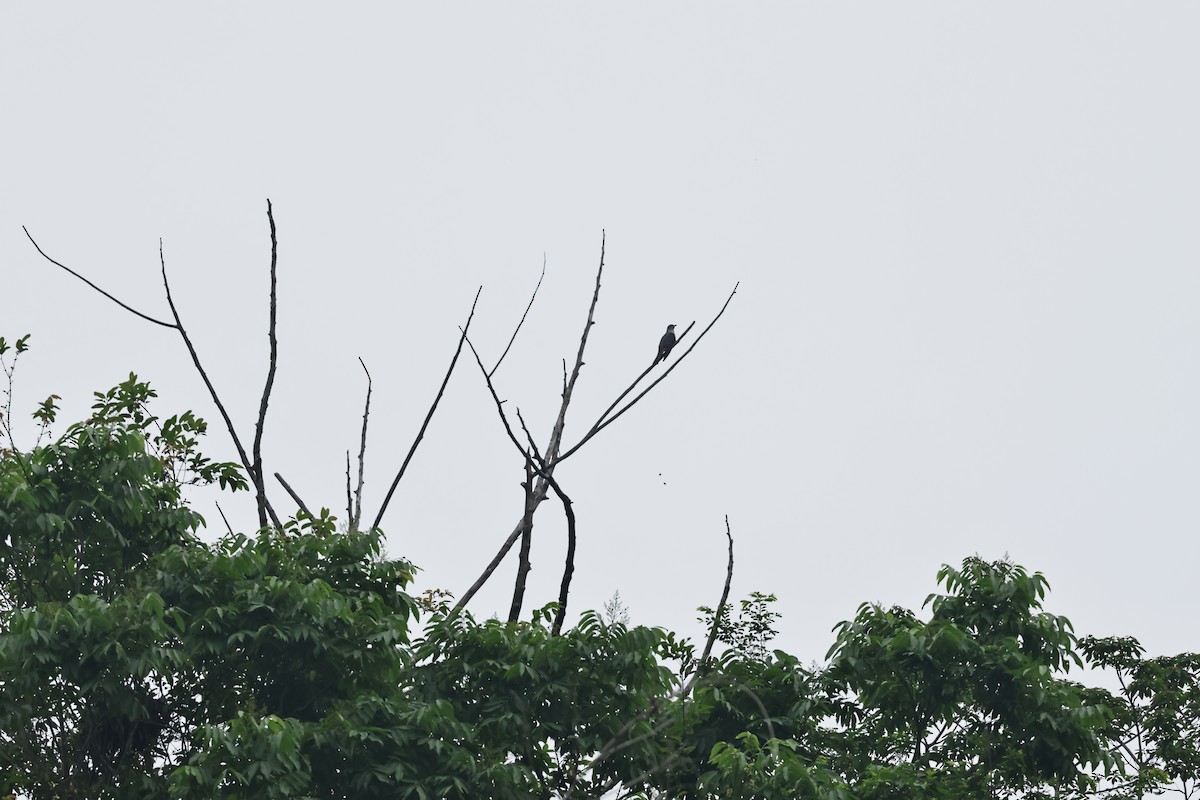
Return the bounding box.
[654,324,676,365]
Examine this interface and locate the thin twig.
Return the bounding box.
[489,255,545,378]
[353,357,372,530]
[543,231,606,466]
[514,407,546,465]
[684,515,735,691]
[274,472,314,519]
[23,228,175,328]
[558,282,738,462]
[215,502,235,536]
[464,335,527,458]
[581,320,697,438]
[251,200,280,529]
[371,286,482,532]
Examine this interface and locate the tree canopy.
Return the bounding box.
[2,341,1196,799]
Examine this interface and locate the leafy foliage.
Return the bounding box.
[1079,635,1200,799]
[1,356,1196,798]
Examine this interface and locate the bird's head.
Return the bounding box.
[666,324,675,331]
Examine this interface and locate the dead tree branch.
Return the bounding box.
[215,502,235,536]
[463,336,527,459]
[345,451,353,526]
[689,515,735,686]
[274,472,314,519]
[352,357,372,531]
[507,457,536,622]
[24,208,288,530]
[558,282,739,462]
[585,320,697,431]
[547,472,576,636]
[454,233,606,613]
[489,255,545,378]
[251,200,280,529]
[22,228,175,328]
[158,239,282,530]
[370,286,482,532]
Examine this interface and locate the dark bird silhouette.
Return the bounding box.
[654,324,676,365]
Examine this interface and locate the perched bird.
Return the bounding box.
[654,324,677,365]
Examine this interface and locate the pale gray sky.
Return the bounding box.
[4,4,1198,662]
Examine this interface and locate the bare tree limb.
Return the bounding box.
[345,450,353,527]
[215,502,235,536]
[157,240,282,530]
[558,282,738,462]
[352,357,372,530]
[454,234,606,612]
[690,515,735,683]
[571,320,698,446]
[547,473,576,636]
[489,255,545,378]
[464,335,527,458]
[507,457,536,623]
[370,286,482,532]
[23,227,175,328]
[274,472,314,519]
[546,232,606,466]
[251,200,280,529]
[26,216,286,530]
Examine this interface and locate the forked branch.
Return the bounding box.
[558,282,739,462]
[24,205,287,530]
[454,234,606,612]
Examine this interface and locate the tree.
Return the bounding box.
[1079,635,1200,799]
[823,557,1113,798]
[8,208,1199,799]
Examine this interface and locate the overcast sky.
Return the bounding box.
[3,4,1198,663]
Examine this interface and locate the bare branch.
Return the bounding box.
[572,320,697,447]
[27,218,287,530]
[274,472,314,519]
[688,516,735,688]
[507,457,536,623]
[23,227,176,328]
[464,335,527,459]
[158,240,282,530]
[371,286,482,532]
[489,255,545,378]
[452,509,544,614]
[547,472,576,636]
[454,234,605,612]
[251,200,280,529]
[215,502,235,536]
[345,450,353,527]
[558,282,738,462]
[514,407,547,465]
[352,357,372,530]
[546,231,606,465]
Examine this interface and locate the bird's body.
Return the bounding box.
[655,324,676,365]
